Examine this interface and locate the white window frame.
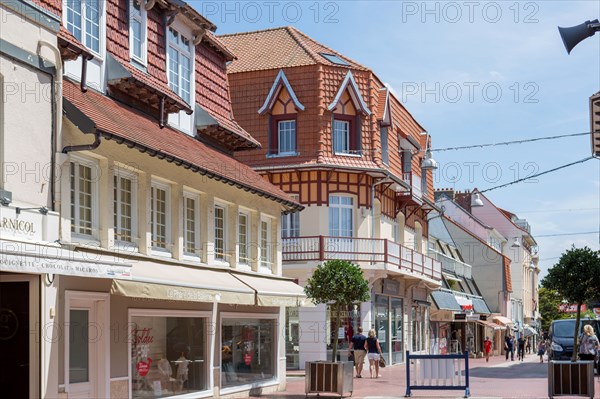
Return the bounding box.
[219,312,280,396]
[238,211,250,266]
[129,0,147,65]
[281,195,300,238]
[277,119,296,155]
[333,119,350,155]
[259,217,273,272]
[69,155,100,240]
[150,180,171,254]
[63,0,104,57]
[183,191,201,258]
[167,25,193,104]
[214,203,227,263]
[128,308,213,399]
[328,195,354,237]
[113,169,138,248]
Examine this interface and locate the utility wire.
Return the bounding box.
[535,231,600,238]
[431,131,591,152]
[479,156,596,194]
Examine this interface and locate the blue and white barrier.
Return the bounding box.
[405,351,470,398]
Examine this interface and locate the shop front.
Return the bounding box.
[371,279,408,365]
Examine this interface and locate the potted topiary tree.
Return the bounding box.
[542,246,600,398]
[304,259,370,397]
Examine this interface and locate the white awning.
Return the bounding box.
[231,272,308,307]
[491,315,514,326]
[111,262,255,305]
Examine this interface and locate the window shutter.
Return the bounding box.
[381,127,389,164]
[268,115,278,155]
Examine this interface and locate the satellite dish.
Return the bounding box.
[558,19,600,54]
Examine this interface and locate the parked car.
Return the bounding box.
[547,318,600,372]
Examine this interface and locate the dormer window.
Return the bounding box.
[327,71,371,157]
[65,0,101,55]
[167,27,192,104]
[259,70,305,157]
[129,0,147,65]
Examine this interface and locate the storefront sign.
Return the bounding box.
[382,279,400,295]
[0,251,131,279]
[454,313,466,320]
[1,217,35,235]
[558,304,586,313]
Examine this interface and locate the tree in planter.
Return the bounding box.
[541,246,600,361]
[304,259,370,362]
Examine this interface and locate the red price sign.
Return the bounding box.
[243,353,253,365]
[136,358,152,377]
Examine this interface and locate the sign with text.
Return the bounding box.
[558,304,587,313]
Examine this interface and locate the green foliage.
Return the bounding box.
[541,246,600,361]
[538,287,569,332]
[304,259,371,306]
[304,260,370,362]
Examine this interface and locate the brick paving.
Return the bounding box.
[244,354,600,398]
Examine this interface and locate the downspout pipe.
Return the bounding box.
[37,40,62,213]
[62,131,102,154]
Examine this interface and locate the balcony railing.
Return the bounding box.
[282,236,442,281]
[428,249,472,279]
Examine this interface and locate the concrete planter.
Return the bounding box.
[305,361,353,397]
[548,360,595,399]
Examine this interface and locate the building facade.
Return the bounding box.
[219,27,442,369]
[450,190,541,340]
[2,1,306,398]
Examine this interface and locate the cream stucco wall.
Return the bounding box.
[61,119,284,274]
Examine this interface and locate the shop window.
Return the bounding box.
[326,305,361,361]
[130,311,209,398]
[221,317,276,388]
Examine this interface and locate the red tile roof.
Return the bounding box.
[108,55,192,114]
[62,79,302,212]
[195,42,259,149]
[57,26,91,61]
[219,26,368,74]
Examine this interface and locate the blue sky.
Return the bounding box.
[192,1,600,278]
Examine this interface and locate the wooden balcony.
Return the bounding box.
[282,236,442,282]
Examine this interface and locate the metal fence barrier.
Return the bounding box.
[405,351,470,398]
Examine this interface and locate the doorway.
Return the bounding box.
[0,274,39,398]
[65,291,109,399]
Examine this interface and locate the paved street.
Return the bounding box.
[242,354,600,399]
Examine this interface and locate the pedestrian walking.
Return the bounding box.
[526,337,531,354]
[504,334,515,361]
[483,336,493,362]
[364,329,383,379]
[537,340,546,363]
[578,324,599,361]
[517,336,526,361]
[349,326,367,378]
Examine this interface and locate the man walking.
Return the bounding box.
[349,326,367,378]
[504,334,515,361]
[517,335,526,361]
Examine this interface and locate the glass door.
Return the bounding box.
[374,295,389,364]
[391,298,404,364]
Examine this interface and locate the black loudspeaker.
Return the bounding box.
[558,19,599,54]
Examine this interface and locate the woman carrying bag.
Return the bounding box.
[364,329,383,378]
